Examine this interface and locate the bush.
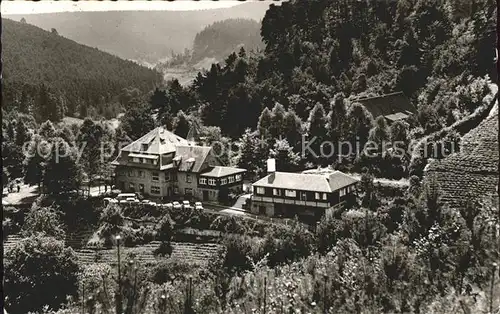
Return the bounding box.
[219,234,257,275]
[150,259,196,284]
[156,214,174,242]
[21,205,66,240]
[4,235,80,314]
[153,241,173,257]
[263,221,315,266]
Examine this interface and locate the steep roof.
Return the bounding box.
[175,145,213,173]
[355,92,416,118]
[121,127,189,154]
[252,171,358,192]
[425,112,499,209]
[200,166,246,178]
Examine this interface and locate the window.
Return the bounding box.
[142,158,147,164]
[152,172,159,181]
[185,188,193,195]
[138,170,144,178]
[186,174,192,183]
[221,178,227,185]
[129,183,135,190]
[323,193,327,201]
[208,178,216,186]
[165,172,170,181]
[132,157,140,163]
[199,178,207,185]
[340,188,346,197]
[142,143,148,151]
[153,159,157,165]
[139,184,145,192]
[151,186,160,194]
[256,187,265,195]
[285,190,296,197]
[228,176,234,183]
[315,192,320,200]
[300,192,307,201]
[174,187,179,194]
[235,174,242,181]
[128,170,134,177]
[273,189,281,196]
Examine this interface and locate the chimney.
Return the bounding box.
[267,158,276,183]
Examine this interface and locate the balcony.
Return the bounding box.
[251,195,330,208]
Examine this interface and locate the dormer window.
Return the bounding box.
[142,143,148,151]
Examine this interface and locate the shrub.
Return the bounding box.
[21,205,66,240]
[156,214,174,242]
[150,259,197,284]
[4,235,80,314]
[263,221,315,266]
[153,241,173,257]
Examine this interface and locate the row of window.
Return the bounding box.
[339,185,355,197]
[126,170,178,182]
[131,157,158,165]
[256,187,327,201]
[199,174,242,186]
[199,178,217,186]
[125,170,243,187]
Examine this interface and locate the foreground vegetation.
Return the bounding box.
[3,175,499,313]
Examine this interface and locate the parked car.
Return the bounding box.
[142,199,150,204]
[116,193,137,201]
[126,197,135,202]
[195,202,203,210]
[182,200,191,209]
[173,201,182,209]
[164,203,173,210]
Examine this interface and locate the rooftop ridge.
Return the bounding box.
[355,91,405,102]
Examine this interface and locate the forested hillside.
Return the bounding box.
[4,2,271,63]
[162,18,264,66]
[147,0,496,177]
[2,18,162,122]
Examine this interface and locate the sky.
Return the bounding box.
[1,1,249,15]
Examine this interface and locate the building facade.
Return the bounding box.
[111,127,246,202]
[250,171,358,219]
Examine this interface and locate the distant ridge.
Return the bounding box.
[2,18,162,115]
[4,2,272,63]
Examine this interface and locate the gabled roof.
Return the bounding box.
[200,166,246,178]
[121,127,189,155]
[175,145,212,173]
[355,92,416,118]
[327,171,360,191]
[252,171,358,193]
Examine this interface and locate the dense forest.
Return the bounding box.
[2,0,499,313]
[2,18,162,121]
[158,18,264,68]
[146,0,496,178]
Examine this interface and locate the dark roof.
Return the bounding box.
[175,145,212,173]
[355,92,416,118]
[252,171,358,193]
[200,166,246,178]
[425,112,499,208]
